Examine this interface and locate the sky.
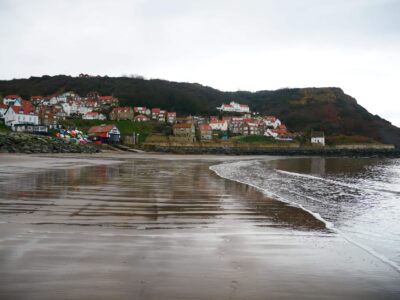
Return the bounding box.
[1,0,400,126]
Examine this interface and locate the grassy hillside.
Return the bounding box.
[1,75,399,147]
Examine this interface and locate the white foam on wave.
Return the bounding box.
[210,161,400,274]
[277,169,400,195]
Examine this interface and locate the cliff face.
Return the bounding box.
[1,75,399,147]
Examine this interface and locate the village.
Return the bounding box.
[0,91,326,146]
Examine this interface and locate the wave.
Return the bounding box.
[210,160,400,274]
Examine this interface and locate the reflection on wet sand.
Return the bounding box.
[0,160,324,230]
[0,156,399,300]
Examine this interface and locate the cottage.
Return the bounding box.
[263,116,281,129]
[198,124,212,140]
[209,120,228,131]
[151,108,161,120]
[0,104,8,119]
[217,101,250,113]
[82,111,106,120]
[166,112,177,124]
[311,131,325,146]
[3,95,21,106]
[88,124,121,144]
[98,96,119,107]
[4,106,39,130]
[134,114,149,122]
[134,107,147,115]
[158,110,167,122]
[173,123,195,141]
[110,107,134,120]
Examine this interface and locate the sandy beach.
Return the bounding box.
[0,153,399,299]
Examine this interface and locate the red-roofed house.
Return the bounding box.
[209,120,228,131]
[99,96,119,107]
[3,95,21,106]
[88,124,120,144]
[134,114,149,122]
[198,124,212,140]
[151,108,161,120]
[82,111,106,120]
[109,107,134,120]
[4,106,39,129]
[166,112,176,124]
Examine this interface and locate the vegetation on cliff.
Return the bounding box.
[1,75,399,147]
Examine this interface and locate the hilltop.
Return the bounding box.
[1,75,399,147]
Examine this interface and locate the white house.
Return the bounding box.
[311,131,325,146]
[49,91,80,105]
[263,116,281,129]
[82,111,106,120]
[209,120,228,131]
[4,106,39,129]
[264,128,279,138]
[217,101,250,113]
[3,95,21,106]
[0,104,8,119]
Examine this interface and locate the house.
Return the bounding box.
[0,104,8,119]
[176,116,193,124]
[217,101,250,113]
[209,120,228,131]
[198,124,212,140]
[263,116,281,129]
[30,96,44,106]
[3,95,21,106]
[88,124,121,144]
[166,112,176,124]
[311,131,325,146]
[109,107,134,120]
[173,123,195,141]
[151,108,161,120]
[134,107,148,115]
[98,96,119,107]
[82,111,106,120]
[158,110,167,122]
[240,123,250,136]
[210,116,219,121]
[13,124,48,134]
[4,106,39,130]
[49,91,80,105]
[134,114,149,122]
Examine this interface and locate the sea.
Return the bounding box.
[210,157,400,273]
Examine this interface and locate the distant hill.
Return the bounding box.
[1,75,400,147]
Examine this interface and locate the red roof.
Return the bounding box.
[174,123,192,129]
[199,124,212,131]
[5,95,20,99]
[88,124,115,134]
[99,96,115,101]
[135,114,148,120]
[167,112,176,116]
[86,112,99,115]
[0,104,8,109]
[11,106,36,115]
[152,108,161,113]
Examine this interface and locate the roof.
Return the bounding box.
[135,114,148,119]
[167,112,176,116]
[0,104,8,109]
[152,108,161,113]
[311,131,325,138]
[88,124,116,134]
[173,123,193,129]
[10,106,36,115]
[5,95,20,99]
[112,107,132,112]
[86,112,99,115]
[199,124,212,131]
[99,96,115,101]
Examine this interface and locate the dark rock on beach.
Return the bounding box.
[0,132,100,154]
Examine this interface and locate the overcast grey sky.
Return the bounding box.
[1,0,400,125]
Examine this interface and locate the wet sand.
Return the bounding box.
[0,153,399,299]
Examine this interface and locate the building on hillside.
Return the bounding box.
[86,91,100,101]
[198,124,212,140]
[88,124,120,144]
[263,116,281,129]
[30,96,44,106]
[176,116,193,124]
[209,120,228,131]
[151,108,161,120]
[4,106,39,130]
[173,123,195,141]
[82,111,106,120]
[0,104,8,119]
[109,107,134,120]
[166,112,176,124]
[98,96,119,107]
[217,101,250,113]
[13,124,48,134]
[3,95,21,106]
[210,116,219,121]
[49,91,80,105]
[134,114,149,122]
[311,131,325,146]
[134,107,148,115]
[229,119,244,134]
[158,110,167,122]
